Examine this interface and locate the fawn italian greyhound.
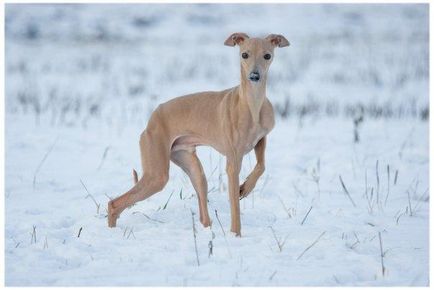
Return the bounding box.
[108,33,289,236]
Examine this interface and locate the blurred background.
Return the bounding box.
[5,4,429,130]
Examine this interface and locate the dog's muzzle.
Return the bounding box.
[249,71,260,82]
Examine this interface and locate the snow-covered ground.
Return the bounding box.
[5,3,429,286]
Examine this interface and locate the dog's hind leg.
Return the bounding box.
[171,149,211,227]
[108,130,170,227]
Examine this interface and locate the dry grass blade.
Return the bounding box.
[376,160,381,209]
[278,195,293,219]
[208,240,213,258]
[384,164,390,206]
[413,187,429,212]
[215,209,226,237]
[269,270,277,281]
[296,231,326,260]
[80,179,100,214]
[97,146,110,170]
[214,209,232,258]
[162,190,175,210]
[257,174,270,197]
[269,226,288,252]
[127,227,136,239]
[206,165,218,181]
[300,206,313,225]
[378,232,385,277]
[339,175,356,207]
[407,190,413,216]
[33,137,59,189]
[132,211,165,224]
[30,225,37,244]
[364,169,368,198]
[191,210,200,266]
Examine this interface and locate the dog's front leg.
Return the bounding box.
[240,137,266,199]
[226,154,242,236]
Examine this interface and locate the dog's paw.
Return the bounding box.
[239,182,252,200]
[107,201,118,228]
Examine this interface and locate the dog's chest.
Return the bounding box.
[242,124,268,153]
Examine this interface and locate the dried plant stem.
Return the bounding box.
[413,187,429,212]
[214,210,232,257]
[407,190,413,216]
[296,231,326,260]
[339,175,356,207]
[80,179,100,214]
[364,169,368,198]
[97,146,110,170]
[30,225,37,244]
[376,160,381,209]
[127,227,136,239]
[378,232,385,277]
[215,209,226,237]
[132,211,165,223]
[162,190,175,210]
[269,226,287,252]
[300,206,313,225]
[365,187,374,214]
[33,137,59,189]
[384,164,390,206]
[191,210,200,266]
[278,196,293,219]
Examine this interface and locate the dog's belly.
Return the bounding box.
[171,135,226,155]
[171,126,269,156]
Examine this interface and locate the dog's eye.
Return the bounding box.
[242,52,249,59]
[264,53,271,60]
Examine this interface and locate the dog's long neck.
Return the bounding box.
[239,69,266,124]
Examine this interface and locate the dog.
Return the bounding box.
[108,32,289,236]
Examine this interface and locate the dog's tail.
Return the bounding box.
[132,169,138,184]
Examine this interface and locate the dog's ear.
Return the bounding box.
[224,32,250,46]
[266,34,290,48]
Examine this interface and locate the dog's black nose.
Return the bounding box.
[249,71,260,82]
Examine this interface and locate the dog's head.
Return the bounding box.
[224,33,289,83]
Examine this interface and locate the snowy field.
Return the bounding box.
[5,4,429,286]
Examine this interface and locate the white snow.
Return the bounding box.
[5,3,429,286]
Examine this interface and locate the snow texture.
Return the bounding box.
[5,3,429,286]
